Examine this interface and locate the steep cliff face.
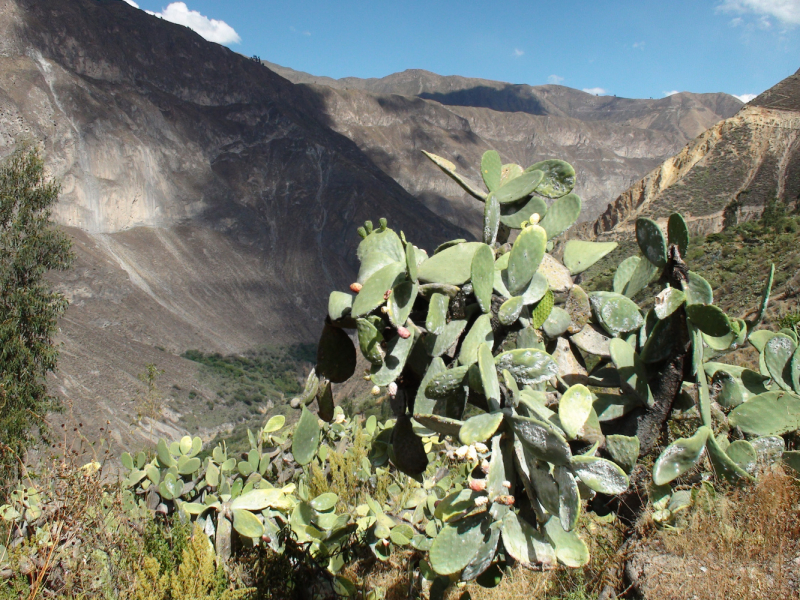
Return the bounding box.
[587,71,800,239]
[0,0,467,447]
[267,64,742,232]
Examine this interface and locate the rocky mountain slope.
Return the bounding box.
[267,62,742,234]
[0,0,745,450]
[586,67,800,238]
[0,0,466,448]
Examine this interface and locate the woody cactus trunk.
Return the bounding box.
[298,148,774,576]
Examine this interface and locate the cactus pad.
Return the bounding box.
[652,426,711,486]
[728,391,800,436]
[569,456,629,494]
[495,348,558,386]
[481,150,502,192]
[471,244,495,313]
[562,240,618,275]
[459,412,505,445]
[500,195,548,229]
[483,193,500,245]
[493,169,544,204]
[418,242,483,285]
[685,304,732,338]
[506,225,547,295]
[635,218,667,268]
[544,516,589,567]
[558,384,593,439]
[292,406,321,466]
[667,213,689,257]
[510,415,573,465]
[606,435,640,473]
[422,151,488,201]
[589,292,644,336]
[539,193,581,240]
[429,515,488,575]
[526,159,576,199]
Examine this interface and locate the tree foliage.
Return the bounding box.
[0,146,73,476]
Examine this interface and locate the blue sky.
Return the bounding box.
[123,1,800,101]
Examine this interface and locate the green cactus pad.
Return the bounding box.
[357,318,385,366]
[434,239,468,254]
[425,319,467,357]
[414,357,448,414]
[594,392,640,421]
[292,406,321,466]
[570,324,611,358]
[542,306,572,338]
[606,435,640,473]
[425,293,449,335]
[478,343,501,408]
[418,242,483,286]
[461,526,500,581]
[517,326,544,351]
[351,261,406,317]
[791,346,800,393]
[429,515,488,575]
[470,244,495,313]
[506,225,547,295]
[493,169,544,205]
[654,287,685,320]
[555,465,581,531]
[764,333,797,392]
[569,456,629,494]
[728,391,800,436]
[291,369,319,408]
[328,291,353,321]
[422,151,488,201]
[640,317,675,364]
[510,415,573,465]
[157,439,176,468]
[749,329,777,353]
[357,226,405,264]
[231,508,263,539]
[487,435,511,499]
[316,324,357,383]
[177,456,201,475]
[562,241,618,275]
[748,264,774,330]
[521,272,549,306]
[435,489,479,522]
[725,440,757,473]
[483,193,501,245]
[404,242,418,282]
[685,304,732,337]
[530,289,555,329]
[501,163,524,185]
[613,256,639,295]
[388,281,418,328]
[635,218,667,268]
[498,296,525,326]
[623,255,658,299]
[459,412,504,445]
[481,150,502,192]
[317,380,334,422]
[501,511,556,569]
[539,193,581,240]
[231,488,287,511]
[589,292,644,336]
[458,314,494,366]
[682,271,713,305]
[526,159,576,199]
[392,415,429,476]
[425,365,470,399]
[705,432,754,482]
[500,195,548,229]
[544,516,589,567]
[667,213,689,258]
[357,251,397,286]
[495,348,558,386]
[558,384,594,440]
[652,426,711,486]
[370,328,416,386]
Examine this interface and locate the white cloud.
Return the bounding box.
[513,49,524,57]
[633,41,646,49]
[548,75,564,85]
[718,0,800,26]
[663,90,681,96]
[145,3,241,45]
[582,87,608,95]
[730,16,744,25]
[734,93,758,102]
[123,0,140,7]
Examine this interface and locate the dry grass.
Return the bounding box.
[639,470,800,600]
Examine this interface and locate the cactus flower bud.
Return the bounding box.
[371,385,381,396]
[388,382,398,397]
[469,479,487,492]
[382,538,390,546]
[530,213,541,225]
[380,306,389,313]
[474,442,489,454]
[495,495,515,506]
[455,445,469,459]
[502,480,511,489]
[261,534,271,543]
[480,459,490,474]
[466,446,478,462]
[383,289,392,300]
[350,282,362,293]
[397,326,411,339]
[474,496,489,507]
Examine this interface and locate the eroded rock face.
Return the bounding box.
[585,68,800,239]
[269,64,742,234]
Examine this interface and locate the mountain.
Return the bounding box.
[587,67,800,238]
[264,63,743,233]
[0,0,466,447]
[0,0,743,449]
